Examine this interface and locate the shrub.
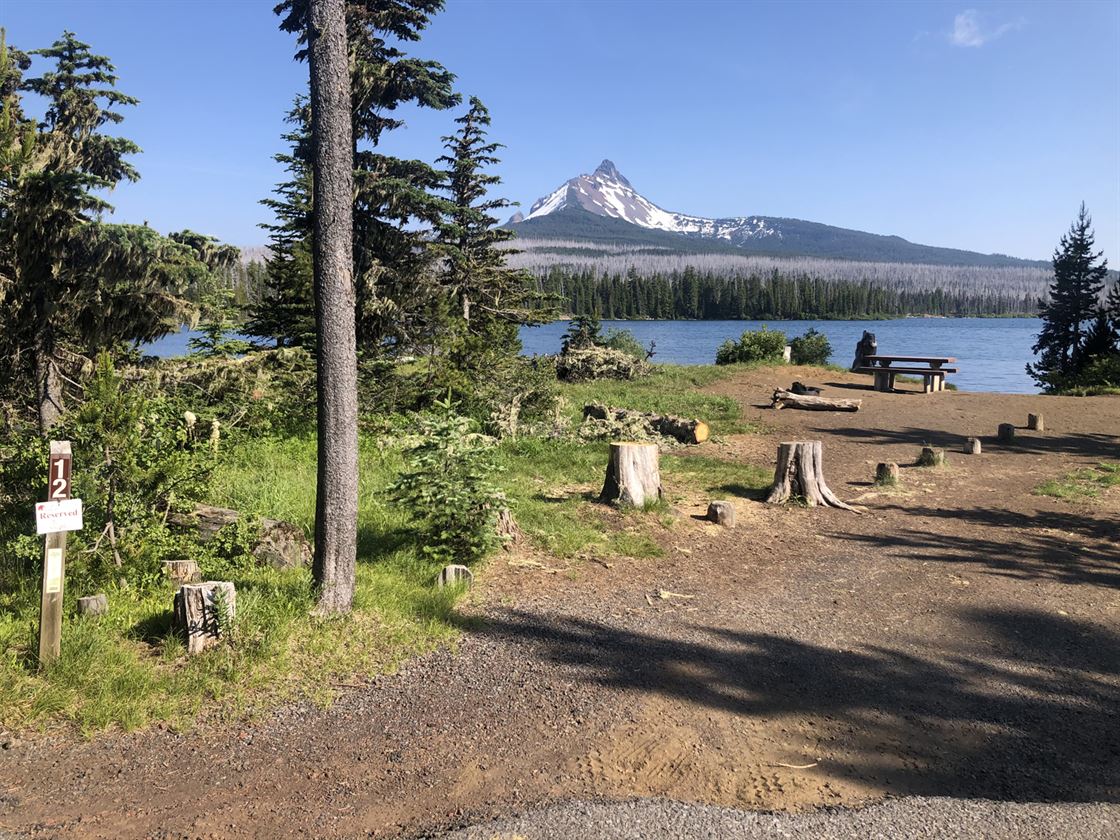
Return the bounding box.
[715,327,787,365]
[789,328,832,366]
[561,314,602,352]
[389,400,506,566]
[1050,353,1120,396]
[602,328,652,360]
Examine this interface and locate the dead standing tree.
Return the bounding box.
[765,440,858,512]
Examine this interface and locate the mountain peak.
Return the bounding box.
[593,159,630,188]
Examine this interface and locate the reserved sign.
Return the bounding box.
[35,499,84,535]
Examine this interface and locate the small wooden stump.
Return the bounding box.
[998,423,1016,443]
[917,446,945,467]
[706,500,736,528]
[766,440,857,511]
[601,441,662,507]
[174,581,236,655]
[437,564,473,589]
[875,462,900,484]
[963,437,982,455]
[496,508,522,550]
[77,593,108,617]
[782,345,792,363]
[163,559,202,584]
[1028,413,1045,432]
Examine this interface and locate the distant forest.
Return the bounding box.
[531,266,1038,320]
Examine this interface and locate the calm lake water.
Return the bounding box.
[145,318,1042,394]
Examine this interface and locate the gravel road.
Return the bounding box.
[438,796,1120,840]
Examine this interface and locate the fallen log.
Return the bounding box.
[771,389,861,412]
[583,404,709,444]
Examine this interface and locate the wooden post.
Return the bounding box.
[998,423,1015,443]
[600,442,662,507]
[1027,413,1044,432]
[39,441,72,666]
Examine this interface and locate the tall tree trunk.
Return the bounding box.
[35,320,64,434]
[308,0,358,613]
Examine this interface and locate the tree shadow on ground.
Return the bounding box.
[812,425,1120,459]
[466,605,1120,804]
[828,505,1120,589]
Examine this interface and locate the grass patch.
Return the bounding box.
[558,363,757,435]
[1035,462,1120,502]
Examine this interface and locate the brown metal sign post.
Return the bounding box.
[38,441,72,666]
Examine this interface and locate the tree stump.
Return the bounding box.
[1028,413,1045,432]
[706,500,736,528]
[77,593,108,617]
[496,508,522,550]
[998,423,1015,443]
[875,462,900,484]
[174,581,236,655]
[163,559,202,584]
[917,446,945,467]
[437,564,473,589]
[765,441,856,511]
[782,345,792,363]
[601,442,662,507]
[963,437,982,455]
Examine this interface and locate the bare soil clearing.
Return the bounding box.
[1,366,1117,839]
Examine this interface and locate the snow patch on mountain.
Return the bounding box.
[523,160,780,245]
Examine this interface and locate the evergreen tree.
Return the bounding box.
[1027,204,1110,391]
[435,96,547,371]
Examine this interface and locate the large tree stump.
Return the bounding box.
[766,441,857,511]
[163,559,201,584]
[1028,413,1045,432]
[771,390,861,412]
[963,437,982,455]
[998,423,1015,443]
[875,462,900,484]
[706,500,736,528]
[601,442,662,507]
[174,581,236,655]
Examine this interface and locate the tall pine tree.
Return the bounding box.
[1027,203,1109,391]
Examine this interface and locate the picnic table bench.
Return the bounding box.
[855,355,958,393]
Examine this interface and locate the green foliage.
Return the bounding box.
[1049,353,1120,396]
[601,328,652,360]
[1035,462,1120,501]
[561,313,601,352]
[389,400,506,566]
[1028,205,1115,391]
[789,328,831,365]
[715,326,788,365]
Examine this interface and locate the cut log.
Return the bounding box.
[1028,413,1045,432]
[77,593,108,617]
[496,507,522,550]
[601,442,662,507]
[771,390,861,412]
[437,564,473,589]
[766,441,858,512]
[174,581,236,655]
[582,404,709,444]
[875,462,900,484]
[963,437,982,455]
[168,505,311,570]
[163,559,201,584]
[917,446,946,467]
[706,500,736,528]
[998,423,1015,443]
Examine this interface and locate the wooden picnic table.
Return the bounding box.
[855,355,959,393]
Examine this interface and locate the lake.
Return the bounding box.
[144,318,1042,394]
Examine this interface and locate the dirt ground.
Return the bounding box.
[2,366,1118,839]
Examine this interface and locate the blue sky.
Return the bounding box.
[4,0,1118,261]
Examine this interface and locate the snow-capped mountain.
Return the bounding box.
[511,160,1044,268]
[522,159,780,247]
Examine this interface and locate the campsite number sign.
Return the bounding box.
[38,441,78,666]
[49,450,72,500]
